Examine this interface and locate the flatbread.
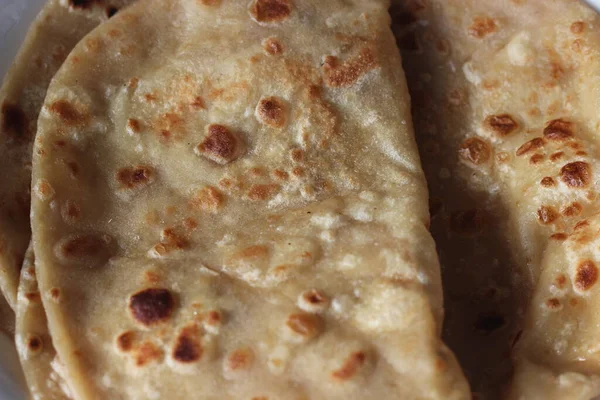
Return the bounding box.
[16,244,72,400]
[393,0,600,398]
[31,0,469,398]
[0,0,135,310]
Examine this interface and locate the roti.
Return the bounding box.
[393,0,600,398]
[30,0,469,398]
[15,244,72,400]
[0,0,135,310]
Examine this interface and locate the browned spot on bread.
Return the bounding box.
[231,245,269,264]
[484,114,518,136]
[48,100,88,125]
[298,289,329,313]
[191,96,206,109]
[541,177,555,187]
[331,352,367,381]
[549,152,564,162]
[226,347,254,371]
[546,298,561,309]
[1,102,28,142]
[575,260,598,291]
[286,313,322,341]
[574,220,589,230]
[256,97,287,128]
[555,274,567,287]
[323,47,377,87]
[450,209,484,234]
[249,0,291,23]
[116,165,155,191]
[129,288,174,326]
[247,184,280,201]
[199,0,222,5]
[561,161,591,188]
[562,202,582,217]
[458,137,491,165]
[61,200,81,224]
[196,124,244,164]
[263,37,283,55]
[190,186,224,212]
[544,119,574,141]
[172,324,203,363]
[144,270,161,284]
[569,298,579,307]
[273,169,289,180]
[530,154,544,164]
[183,218,198,231]
[290,148,304,162]
[292,167,305,177]
[571,21,585,34]
[516,137,544,156]
[49,288,61,301]
[116,331,136,352]
[468,16,497,38]
[24,292,40,302]
[134,341,163,367]
[54,233,113,266]
[27,335,42,353]
[538,206,559,224]
[127,118,141,134]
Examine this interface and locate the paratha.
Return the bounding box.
[16,244,71,400]
[393,0,600,398]
[0,0,135,310]
[30,0,469,398]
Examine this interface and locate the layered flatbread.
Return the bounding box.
[30,0,469,398]
[0,0,135,310]
[393,0,600,398]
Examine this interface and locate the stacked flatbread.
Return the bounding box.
[393,0,600,398]
[3,0,472,398]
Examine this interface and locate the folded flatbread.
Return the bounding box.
[30,0,469,398]
[0,0,135,310]
[394,0,600,398]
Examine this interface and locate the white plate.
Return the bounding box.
[0,2,46,398]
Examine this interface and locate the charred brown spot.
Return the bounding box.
[61,200,81,223]
[196,124,243,165]
[173,325,203,363]
[323,47,378,87]
[190,186,224,212]
[484,114,518,136]
[544,119,574,141]
[303,290,327,306]
[129,288,174,326]
[537,206,559,224]
[468,16,497,38]
[249,0,291,23]
[458,137,491,165]
[48,100,87,125]
[474,311,505,335]
[256,97,287,128]
[247,184,280,201]
[450,209,484,234]
[516,137,544,156]
[286,313,322,341]
[127,118,141,134]
[561,161,591,188]
[54,233,113,265]
[116,165,155,192]
[263,37,283,55]
[134,341,163,367]
[116,331,136,352]
[546,298,561,309]
[575,220,589,230]
[1,102,28,141]
[571,22,585,34]
[273,169,289,180]
[562,202,582,217]
[530,154,544,164]
[49,288,61,301]
[27,335,42,353]
[575,260,598,291]
[24,292,40,302]
[226,348,254,371]
[331,352,367,381]
[541,177,555,187]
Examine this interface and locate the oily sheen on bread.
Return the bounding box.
[394,0,600,398]
[0,0,135,310]
[30,0,469,398]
